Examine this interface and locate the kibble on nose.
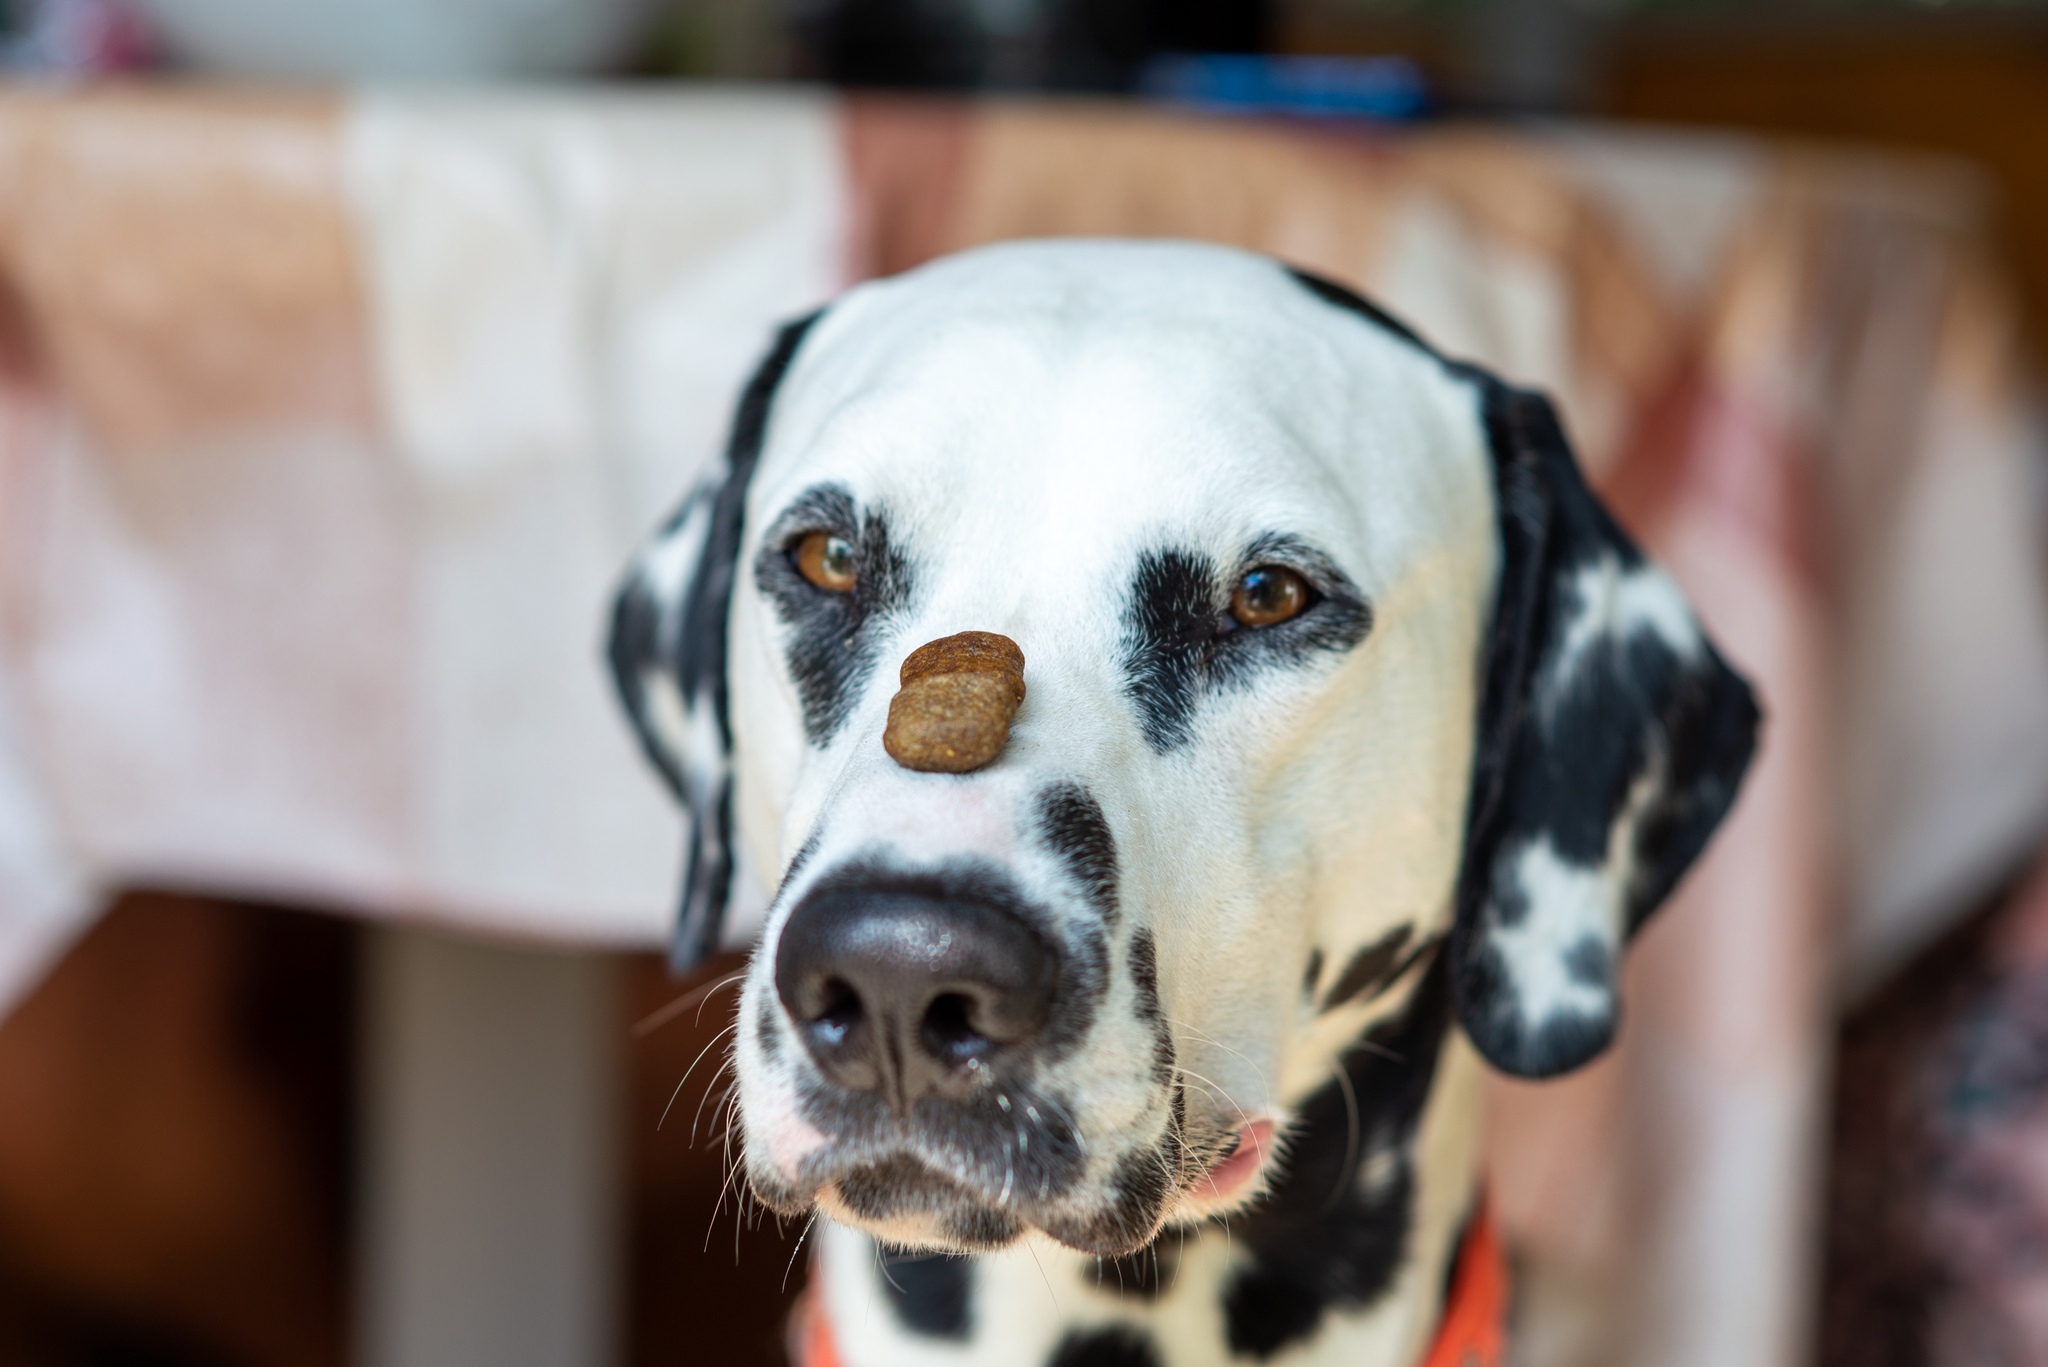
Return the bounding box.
[883,631,1026,773]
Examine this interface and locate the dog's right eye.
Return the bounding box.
[794,531,858,593]
[1230,565,1310,628]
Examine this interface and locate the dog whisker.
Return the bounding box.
[657,1019,738,1131]
[1170,1064,1258,1140]
[706,1123,754,1254]
[1325,1062,1361,1214]
[783,1211,821,1292]
[873,1240,904,1297]
[632,971,747,1038]
[1024,1239,1061,1317]
[1166,1015,1271,1093]
[690,1057,739,1147]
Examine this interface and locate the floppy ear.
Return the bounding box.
[1450,377,1760,1078]
[607,312,822,969]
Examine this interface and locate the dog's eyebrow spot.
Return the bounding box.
[1036,784,1119,921]
[1302,948,1325,998]
[1121,547,1216,751]
[1320,924,1415,1013]
[752,483,915,746]
[1047,1325,1163,1367]
[1120,539,1373,752]
[877,1247,973,1340]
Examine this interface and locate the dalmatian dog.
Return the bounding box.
[608,240,1757,1367]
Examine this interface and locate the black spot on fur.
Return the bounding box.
[1120,538,1371,753]
[1039,1146,1176,1258]
[1222,950,1456,1359]
[1320,923,1414,1013]
[1302,948,1324,998]
[1286,268,1434,354]
[1121,547,1214,750]
[1168,1081,1189,1174]
[607,310,823,967]
[879,1247,973,1340]
[754,483,915,745]
[1094,1238,1181,1300]
[1047,1326,1163,1367]
[945,1204,1029,1249]
[1037,784,1119,921]
[1565,934,1614,986]
[674,781,736,974]
[774,829,824,904]
[755,996,782,1062]
[606,560,692,802]
[1127,929,1175,1086]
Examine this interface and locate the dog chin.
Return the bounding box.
[752,1149,1176,1258]
[818,1157,1030,1252]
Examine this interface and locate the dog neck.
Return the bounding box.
[812,952,1491,1367]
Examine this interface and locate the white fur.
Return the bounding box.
[1493,751,1667,1040]
[1549,553,1701,699]
[1493,838,1620,1028]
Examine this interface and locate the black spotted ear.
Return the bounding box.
[1450,378,1760,1078]
[607,312,821,969]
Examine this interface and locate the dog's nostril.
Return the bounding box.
[809,978,865,1048]
[921,992,992,1067]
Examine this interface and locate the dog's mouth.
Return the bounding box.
[747,1094,1271,1256]
[1189,1118,1276,1204]
[747,1095,1095,1252]
[819,1154,1033,1250]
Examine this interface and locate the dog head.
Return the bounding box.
[609,240,1756,1257]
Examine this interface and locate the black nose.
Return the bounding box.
[774,876,1057,1112]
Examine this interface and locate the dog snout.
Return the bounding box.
[774,877,1057,1112]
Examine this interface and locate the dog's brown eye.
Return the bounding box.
[794,531,857,593]
[1230,566,1310,628]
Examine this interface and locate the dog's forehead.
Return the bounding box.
[748,241,1493,593]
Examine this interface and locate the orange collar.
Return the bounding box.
[1419,1201,1508,1367]
[797,1202,1506,1367]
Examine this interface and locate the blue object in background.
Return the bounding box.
[1140,52,1430,120]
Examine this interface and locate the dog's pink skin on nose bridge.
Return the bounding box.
[860,771,1019,862]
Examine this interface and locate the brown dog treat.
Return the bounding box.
[899,630,1026,686]
[885,632,1026,773]
[884,672,1025,772]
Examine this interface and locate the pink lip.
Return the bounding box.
[1194,1120,1274,1202]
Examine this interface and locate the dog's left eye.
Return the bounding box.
[794,531,858,593]
[1230,566,1311,628]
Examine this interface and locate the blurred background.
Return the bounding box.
[0,2,2046,1365]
